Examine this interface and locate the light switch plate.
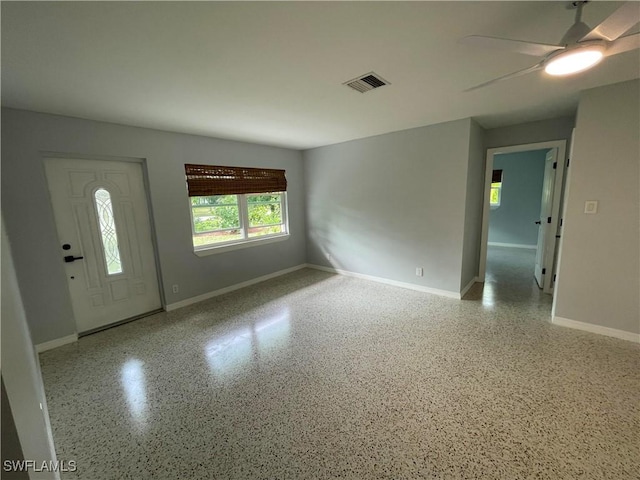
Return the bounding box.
[584,200,598,214]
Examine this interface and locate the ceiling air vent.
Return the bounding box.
[344,72,390,93]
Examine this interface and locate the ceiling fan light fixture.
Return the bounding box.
[544,46,604,76]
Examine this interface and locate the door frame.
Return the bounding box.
[41,151,166,328]
[478,140,567,294]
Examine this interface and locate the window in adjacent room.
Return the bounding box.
[490,169,503,207]
[185,164,288,253]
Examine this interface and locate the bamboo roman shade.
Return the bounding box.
[185,164,287,197]
[492,169,503,183]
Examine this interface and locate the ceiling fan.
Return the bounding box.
[461,1,640,91]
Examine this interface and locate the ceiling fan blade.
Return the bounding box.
[581,2,640,42]
[460,35,563,57]
[465,63,543,92]
[605,32,640,56]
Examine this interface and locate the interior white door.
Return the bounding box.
[44,158,161,333]
[550,130,575,294]
[534,148,557,288]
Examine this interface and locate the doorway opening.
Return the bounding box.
[479,140,567,305]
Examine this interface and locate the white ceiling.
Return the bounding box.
[2,1,639,149]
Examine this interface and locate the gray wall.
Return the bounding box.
[554,80,640,334]
[460,119,485,290]
[304,118,476,294]
[1,108,306,344]
[485,115,575,150]
[1,219,60,479]
[489,150,547,246]
[1,378,28,480]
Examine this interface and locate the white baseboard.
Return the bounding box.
[306,264,462,299]
[36,334,78,353]
[552,316,640,343]
[488,242,537,249]
[460,277,479,298]
[165,264,307,311]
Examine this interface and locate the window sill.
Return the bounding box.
[194,234,290,256]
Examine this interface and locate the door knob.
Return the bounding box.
[64,255,84,263]
[535,221,541,225]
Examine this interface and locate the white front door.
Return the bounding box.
[534,148,557,289]
[44,158,162,333]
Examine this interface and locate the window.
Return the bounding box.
[185,164,288,252]
[190,192,287,248]
[94,188,123,274]
[191,194,243,246]
[246,193,285,238]
[490,169,503,207]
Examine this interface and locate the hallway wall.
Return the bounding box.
[554,80,639,337]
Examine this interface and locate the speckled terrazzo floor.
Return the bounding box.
[40,247,639,479]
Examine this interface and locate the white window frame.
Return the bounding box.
[190,192,289,256]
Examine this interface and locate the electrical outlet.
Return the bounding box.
[416,267,423,277]
[172,284,179,294]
